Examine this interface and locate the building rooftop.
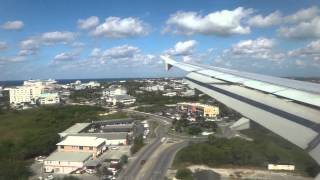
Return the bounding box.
[59,123,91,137]
[68,132,128,140]
[113,94,135,100]
[46,151,92,162]
[92,118,134,125]
[57,136,106,147]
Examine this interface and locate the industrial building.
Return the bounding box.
[44,151,92,174]
[56,136,106,158]
[177,102,220,118]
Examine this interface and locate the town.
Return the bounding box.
[0,78,318,180]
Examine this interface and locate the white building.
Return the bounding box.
[181,89,195,97]
[140,85,165,92]
[23,79,57,86]
[38,93,60,105]
[44,151,92,174]
[83,81,100,88]
[103,87,127,97]
[108,95,136,105]
[163,92,177,97]
[9,85,44,104]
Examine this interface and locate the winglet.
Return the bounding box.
[160,55,174,71]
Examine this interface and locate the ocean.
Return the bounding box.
[0,77,162,87]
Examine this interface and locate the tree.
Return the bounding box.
[120,154,129,164]
[176,168,193,180]
[187,126,202,135]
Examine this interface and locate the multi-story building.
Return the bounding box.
[37,93,60,105]
[103,87,127,97]
[9,79,60,105]
[177,102,220,118]
[9,85,44,104]
[56,136,106,158]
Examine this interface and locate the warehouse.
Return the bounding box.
[44,151,92,174]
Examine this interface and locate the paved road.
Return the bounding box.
[118,117,168,180]
[119,110,206,180]
[141,140,189,180]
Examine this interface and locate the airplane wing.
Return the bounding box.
[161,56,320,169]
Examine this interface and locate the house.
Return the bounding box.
[56,136,106,158]
[44,151,92,174]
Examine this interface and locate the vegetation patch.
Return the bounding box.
[0,105,104,179]
[173,123,320,177]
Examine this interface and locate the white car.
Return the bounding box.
[110,146,119,150]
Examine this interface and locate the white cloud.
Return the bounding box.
[248,11,282,27]
[0,41,8,50]
[53,52,79,61]
[225,37,285,61]
[103,45,140,58]
[19,38,40,50]
[91,17,149,38]
[288,40,320,61]
[78,16,99,30]
[285,6,319,23]
[278,16,320,39]
[248,6,320,29]
[18,49,36,56]
[1,20,24,30]
[164,7,253,36]
[166,40,197,56]
[41,31,77,44]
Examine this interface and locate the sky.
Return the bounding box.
[1,0,320,80]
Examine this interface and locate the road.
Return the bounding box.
[119,109,206,180]
[118,114,169,180]
[140,140,189,180]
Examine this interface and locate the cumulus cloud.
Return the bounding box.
[248,6,320,28]
[78,16,99,30]
[19,38,40,50]
[41,31,77,44]
[53,52,79,61]
[103,45,140,58]
[278,16,320,39]
[166,40,197,56]
[285,6,319,23]
[288,40,320,61]
[84,45,159,68]
[164,7,253,36]
[1,20,24,30]
[248,11,282,27]
[91,17,149,38]
[0,41,8,50]
[224,37,285,61]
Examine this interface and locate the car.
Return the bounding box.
[46,175,54,180]
[35,156,46,162]
[110,146,119,150]
[140,160,146,165]
[85,169,96,174]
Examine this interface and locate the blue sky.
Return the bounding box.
[1,0,320,80]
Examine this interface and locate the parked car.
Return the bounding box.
[110,146,119,150]
[35,156,46,162]
[140,160,146,165]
